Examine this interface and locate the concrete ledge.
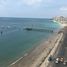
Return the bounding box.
[40,33,63,67]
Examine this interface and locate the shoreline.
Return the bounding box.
[9,32,60,67]
[8,34,53,66]
[53,20,67,27]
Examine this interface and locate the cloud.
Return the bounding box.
[0,0,54,7]
[0,0,6,6]
[22,0,54,6]
[60,7,67,11]
[22,0,42,6]
[0,0,67,17]
[59,7,67,16]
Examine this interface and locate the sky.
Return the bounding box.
[0,0,67,18]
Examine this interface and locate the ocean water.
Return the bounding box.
[0,18,61,67]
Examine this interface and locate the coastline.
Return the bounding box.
[53,20,67,27]
[0,18,61,67]
[8,19,66,67]
[8,20,66,67]
[9,32,60,67]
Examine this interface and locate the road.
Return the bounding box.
[54,27,67,67]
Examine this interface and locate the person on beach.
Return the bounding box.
[0,31,3,36]
[48,55,53,61]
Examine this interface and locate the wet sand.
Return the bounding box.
[8,32,62,67]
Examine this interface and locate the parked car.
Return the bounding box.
[60,57,64,63]
[55,57,60,64]
[63,61,67,65]
[55,57,64,64]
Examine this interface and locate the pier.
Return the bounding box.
[24,28,54,33]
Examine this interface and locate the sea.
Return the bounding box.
[0,17,62,67]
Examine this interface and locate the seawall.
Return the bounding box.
[40,33,63,67]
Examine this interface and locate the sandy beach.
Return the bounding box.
[8,32,62,67]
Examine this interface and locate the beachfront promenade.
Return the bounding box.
[40,32,63,67]
[53,27,67,67]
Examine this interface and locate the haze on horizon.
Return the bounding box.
[0,0,67,18]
